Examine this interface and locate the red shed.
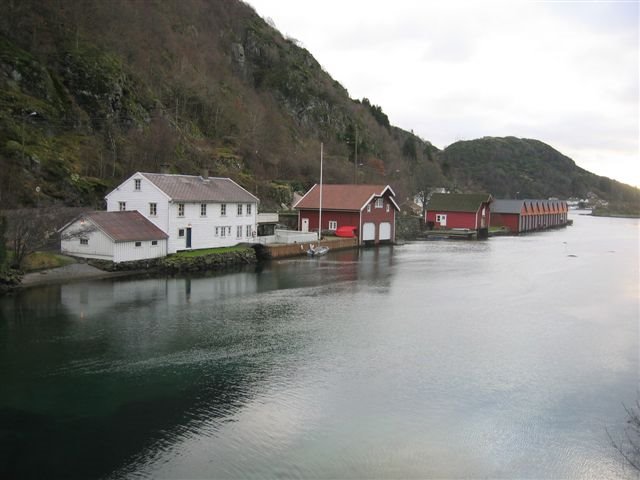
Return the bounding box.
[492,198,569,233]
[425,193,492,237]
[294,184,400,245]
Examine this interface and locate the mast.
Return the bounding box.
[319,142,323,241]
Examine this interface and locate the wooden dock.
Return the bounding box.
[418,228,478,240]
[265,237,358,259]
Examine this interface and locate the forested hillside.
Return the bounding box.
[0,0,637,212]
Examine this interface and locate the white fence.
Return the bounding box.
[255,229,318,245]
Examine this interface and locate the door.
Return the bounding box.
[186,227,192,248]
[362,222,375,241]
[379,222,391,240]
[302,218,309,232]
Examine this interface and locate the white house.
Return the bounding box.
[105,172,259,253]
[60,211,169,262]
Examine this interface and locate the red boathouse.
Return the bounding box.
[425,193,492,238]
[294,184,400,245]
[491,199,569,233]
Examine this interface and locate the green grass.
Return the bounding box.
[22,252,77,272]
[171,246,249,258]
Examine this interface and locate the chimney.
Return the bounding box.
[160,164,171,174]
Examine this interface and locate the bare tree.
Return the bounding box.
[3,207,93,269]
[608,397,640,472]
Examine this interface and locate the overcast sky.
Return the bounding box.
[247,0,639,187]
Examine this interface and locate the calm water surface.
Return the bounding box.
[1,212,638,479]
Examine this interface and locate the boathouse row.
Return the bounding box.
[491,199,569,234]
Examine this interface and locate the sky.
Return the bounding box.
[246,0,639,187]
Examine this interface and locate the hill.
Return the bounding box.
[0,0,637,213]
[440,137,640,206]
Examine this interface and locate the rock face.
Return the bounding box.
[88,249,257,274]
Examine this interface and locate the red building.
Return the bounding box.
[294,184,399,245]
[492,199,569,233]
[425,193,492,237]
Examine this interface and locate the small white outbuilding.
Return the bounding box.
[60,211,169,263]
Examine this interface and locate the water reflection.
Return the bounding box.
[0,222,637,479]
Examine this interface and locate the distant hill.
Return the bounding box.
[439,137,639,207]
[0,0,637,212]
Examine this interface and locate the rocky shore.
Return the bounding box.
[3,248,258,293]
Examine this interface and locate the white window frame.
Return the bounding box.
[151,240,158,246]
[220,226,226,238]
[134,179,141,191]
[178,203,185,217]
[375,198,384,208]
[328,220,337,230]
[237,225,243,238]
[436,214,447,223]
[246,225,252,237]
[200,203,207,217]
[119,202,126,211]
[237,204,243,216]
[149,202,157,216]
[135,241,142,247]
[367,204,371,212]
[178,228,185,238]
[386,204,390,212]
[80,238,88,246]
[246,204,252,215]
[221,204,227,216]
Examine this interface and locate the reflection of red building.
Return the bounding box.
[491,199,569,233]
[294,184,400,245]
[425,193,492,236]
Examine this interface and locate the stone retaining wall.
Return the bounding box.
[88,248,257,274]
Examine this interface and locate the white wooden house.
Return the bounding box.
[105,172,259,253]
[60,211,169,262]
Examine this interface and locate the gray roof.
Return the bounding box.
[492,199,525,214]
[141,173,259,203]
[86,211,168,242]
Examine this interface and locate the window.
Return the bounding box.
[246,225,252,237]
[367,204,371,212]
[375,198,384,208]
[135,241,142,247]
[134,179,141,191]
[328,220,337,230]
[178,228,185,238]
[119,201,126,211]
[151,240,158,246]
[221,203,227,216]
[246,204,252,215]
[237,204,243,216]
[149,203,157,216]
[237,225,243,238]
[80,238,88,245]
[220,226,226,237]
[200,203,207,216]
[436,214,447,224]
[215,227,219,236]
[178,203,185,217]
[386,204,390,212]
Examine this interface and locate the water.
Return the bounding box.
[1,212,638,479]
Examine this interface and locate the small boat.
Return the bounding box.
[307,245,330,256]
[335,225,357,238]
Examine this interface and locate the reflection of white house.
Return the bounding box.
[105,172,259,253]
[60,211,168,262]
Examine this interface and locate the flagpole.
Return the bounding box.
[319,142,323,241]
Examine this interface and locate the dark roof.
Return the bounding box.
[427,193,492,212]
[85,211,168,242]
[294,184,399,211]
[492,199,525,214]
[140,173,259,203]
